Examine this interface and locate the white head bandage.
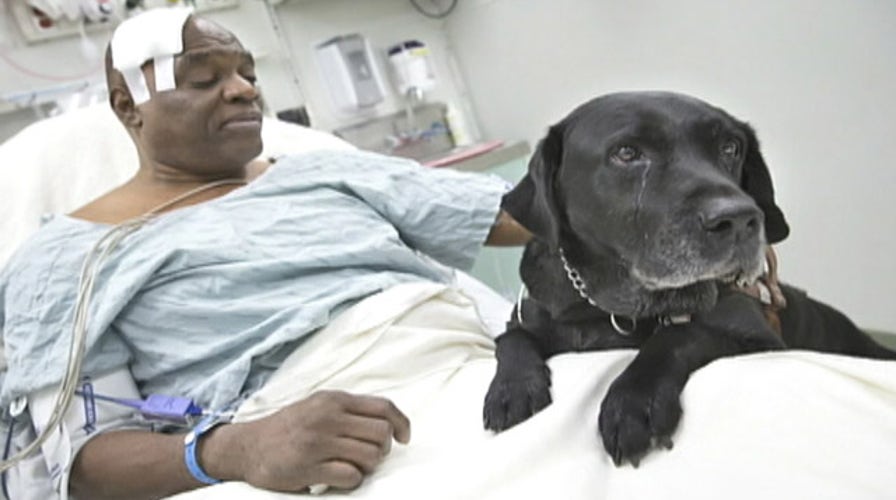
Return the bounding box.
[110,7,193,105]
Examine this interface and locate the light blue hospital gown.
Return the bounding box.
[0,149,508,411]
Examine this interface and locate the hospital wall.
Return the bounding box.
[0,0,473,140]
[444,0,896,332]
[269,0,476,136]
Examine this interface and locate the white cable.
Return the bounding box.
[261,0,310,114]
[77,16,100,62]
[0,219,141,472]
[0,179,246,473]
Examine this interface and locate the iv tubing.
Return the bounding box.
[0,178,245,473]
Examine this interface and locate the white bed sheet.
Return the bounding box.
[169,282,896,500]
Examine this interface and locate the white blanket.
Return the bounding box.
[169,282,896,500]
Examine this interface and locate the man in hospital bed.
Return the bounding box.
[2,8,896,500]
[0,9,532,499]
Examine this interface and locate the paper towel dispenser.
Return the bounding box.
[315,34,386,113]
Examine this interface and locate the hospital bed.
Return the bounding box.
[1,107,895,500]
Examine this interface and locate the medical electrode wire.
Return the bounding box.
[0,178,246,473]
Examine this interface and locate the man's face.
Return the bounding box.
[136,17,263,175]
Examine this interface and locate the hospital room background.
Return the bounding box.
[0,0,894,337]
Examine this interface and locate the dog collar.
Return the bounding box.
[558,248,695,335]
[558,246,788,336]
[557,248,641,335]
[558,248,599,307]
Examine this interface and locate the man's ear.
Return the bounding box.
[109,87,141,129]
[741,124,790,244]
[501,124,565,249]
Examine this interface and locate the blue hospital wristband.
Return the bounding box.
[183,413,230,485]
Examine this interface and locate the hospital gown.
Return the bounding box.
[0,149,507,411]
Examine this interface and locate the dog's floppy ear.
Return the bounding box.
[741,126,790,244]
[501,124,565,249]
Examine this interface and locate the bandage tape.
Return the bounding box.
[110,7,193,104]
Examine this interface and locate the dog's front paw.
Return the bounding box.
[597,376,681,467]
[483,363,552,432]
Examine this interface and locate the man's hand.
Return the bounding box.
[204,390,411,493]
[69,391,409,500]
[485,210,532,246]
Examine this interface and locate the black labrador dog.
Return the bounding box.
[482,91,896,466]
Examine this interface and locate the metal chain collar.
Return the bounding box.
[557,248,636,336]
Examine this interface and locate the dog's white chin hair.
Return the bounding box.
[631,254,765,291]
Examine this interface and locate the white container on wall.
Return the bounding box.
[314,33,386,113]
[387,39,436,96]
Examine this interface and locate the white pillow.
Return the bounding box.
[0,105,354,266]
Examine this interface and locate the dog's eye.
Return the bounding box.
[611,145,643,164]
[720,140,741,158]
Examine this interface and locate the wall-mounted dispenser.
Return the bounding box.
[387,40,436,96]
[314,33,386,113]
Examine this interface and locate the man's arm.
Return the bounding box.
[485,210,532,247]
[70,391,410,500]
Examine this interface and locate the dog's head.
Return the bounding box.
[505,91,790,316]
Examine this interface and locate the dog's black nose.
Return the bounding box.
[699,199,762,241]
